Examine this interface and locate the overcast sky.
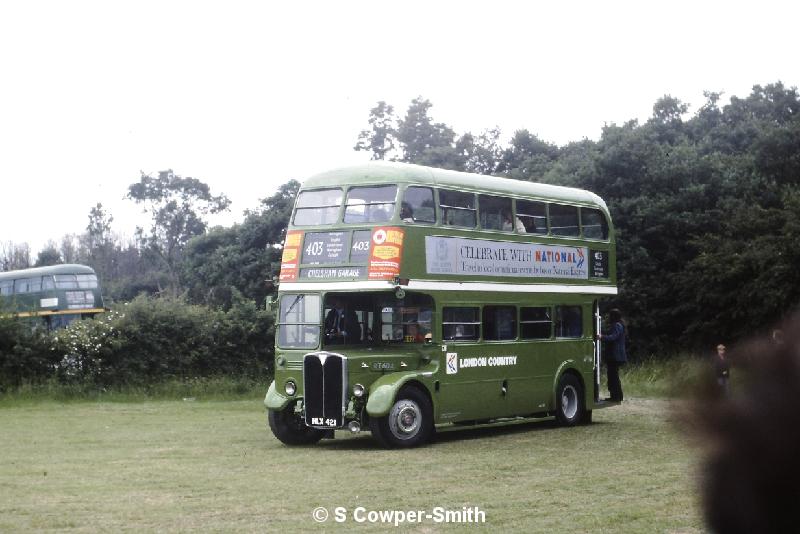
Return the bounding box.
[1,0,797,254]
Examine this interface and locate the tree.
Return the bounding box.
[182,179,300,307]
[127,170,230,294]
[0,242,31,272]
[59,235,81,264]
[80,203,116,286]
[34,242,62,267]
[354,101,398,160]
[396,97,459,166]
[456,127,503,175]
[498,129,559,180]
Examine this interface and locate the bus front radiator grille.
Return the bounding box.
[303,352,346,428]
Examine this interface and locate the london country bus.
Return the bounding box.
[265,162,618,448]
[0,264,105,329]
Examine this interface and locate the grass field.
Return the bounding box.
[0,395,705,532]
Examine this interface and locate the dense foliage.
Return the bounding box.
[0,295,273,389]
[356,84,800,354]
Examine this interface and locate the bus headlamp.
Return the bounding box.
[353,383,365,397]
[284,380,297,396]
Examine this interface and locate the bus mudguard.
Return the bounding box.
[365,371,435,418]
[264,381,290,411]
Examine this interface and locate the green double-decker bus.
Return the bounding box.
[0,264,105,329]
[265,162,618,448]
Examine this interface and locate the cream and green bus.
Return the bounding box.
[265,162,617,448]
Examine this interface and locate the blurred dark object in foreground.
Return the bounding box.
[685,316,800,534]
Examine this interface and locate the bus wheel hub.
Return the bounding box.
[391,401,421,437]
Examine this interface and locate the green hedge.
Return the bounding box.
[0,294,274,389]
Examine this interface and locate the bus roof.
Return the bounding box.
[301,161,608,211]
[0,264,97,281]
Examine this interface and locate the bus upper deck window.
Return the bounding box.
[293,189,343,226]
[42,277,55,290]
[516,200,547,234]
[401,187,435,223]
[344,185,397,224]
[440,190,476,228]
[0,280,12,296]
[479,195,514,231]
[550,204,580,237]
[581,208,609,240]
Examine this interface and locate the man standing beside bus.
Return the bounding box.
[598,308,627,402]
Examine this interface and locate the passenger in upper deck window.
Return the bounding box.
[502,210,526,232]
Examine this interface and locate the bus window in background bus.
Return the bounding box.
[440,190,476,227]
[483,305,517,340]
[550,204,580,237]
[293,188,342,226]
[555,305,583,338]
[479,195,513,231]
[443,307,480,340]
[401,186,436,223]
[76,274,98,288]
[515,199,548,234]
[55,275,79,289]
[343,185,397,224]
[0,280,11,296]
[581,208,609,240]
[277,294,321,349]
[520,307,553,339]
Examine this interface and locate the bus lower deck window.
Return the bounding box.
[555,306,582,338]
[443,307,480,340]
[521,307,552,339]
[483,305,516,340]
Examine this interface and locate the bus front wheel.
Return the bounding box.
[555,374,586,427]
[268,405,325,446]
[369,386,434,448]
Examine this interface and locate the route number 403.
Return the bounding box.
[305,242,324,256]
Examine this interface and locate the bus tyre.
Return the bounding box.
[268,406,325,446]
[369,386,433,448]
[555,374,585,427]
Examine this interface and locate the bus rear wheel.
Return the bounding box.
[555,374,586,427]
[268,405,325,446]
[369,386,433,448]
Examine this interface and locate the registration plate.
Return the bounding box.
[310,417,337,427]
